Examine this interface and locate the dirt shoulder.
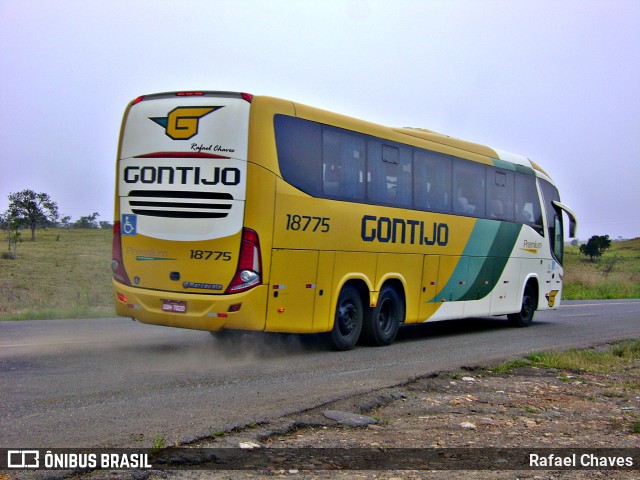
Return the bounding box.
[175,357,640,479]
[269,364,639,450]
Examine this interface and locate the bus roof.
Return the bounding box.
[395,127,554,182]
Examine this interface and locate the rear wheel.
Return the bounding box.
[361,285,403,346]
[325,285,363,351]
[508,284,536,327]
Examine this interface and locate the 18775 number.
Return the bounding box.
[285,214,330,233]
[190,250,231,261]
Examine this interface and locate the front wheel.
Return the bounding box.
[325,285,363,351]
[508,284,536,327]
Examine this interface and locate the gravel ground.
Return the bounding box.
[144,358,640,480]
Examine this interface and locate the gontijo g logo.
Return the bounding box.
[150,106,222,140]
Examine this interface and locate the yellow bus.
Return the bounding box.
[112,91,577,350]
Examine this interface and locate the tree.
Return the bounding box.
[579,235,612,262]
[6,190,59,240]
[596,234,612,254]
[59,215,73,229]
[6,222,22,259]
[1,213,23,259]
[74,212,100,229]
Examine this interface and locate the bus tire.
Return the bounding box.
[361,285,403,346]
[325,285,363,351]
[508,284,536,327]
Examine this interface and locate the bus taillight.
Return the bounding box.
[226,228,262,293]
[112,221,131,286]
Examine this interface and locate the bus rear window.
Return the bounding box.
[274,115,323,197]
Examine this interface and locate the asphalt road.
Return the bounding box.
[1,300,639,449]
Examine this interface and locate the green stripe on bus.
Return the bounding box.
[429,220,522,303]
[460,221,522,301]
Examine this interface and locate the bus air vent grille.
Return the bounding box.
[127,190,233,219]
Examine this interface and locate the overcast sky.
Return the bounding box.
[1,0,638,240]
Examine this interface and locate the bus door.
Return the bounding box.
[419,255,441,321]
[436,255,467,319]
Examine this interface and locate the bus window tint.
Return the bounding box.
[453,160,486,217]
[553,213,564,264]
[539,178,563,262]
[368,141,412,206]
[275,114,547,235]
[274,115,322,196]
[322,127,366,200]
[413,149,452,213]
[487,169,515,221]
[516,174,544,234]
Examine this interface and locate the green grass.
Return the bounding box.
[490,340,640,376]
[563,237,640,300]
[0,228,115,320]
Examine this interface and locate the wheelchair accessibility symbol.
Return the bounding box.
[122,214,137,236]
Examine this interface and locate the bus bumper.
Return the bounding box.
[112,280,268,332]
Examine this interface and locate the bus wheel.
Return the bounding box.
[508,284,536,327]
[361,285,403,346]
[326,285,363,351]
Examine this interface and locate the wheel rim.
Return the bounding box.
[338,300,357,336]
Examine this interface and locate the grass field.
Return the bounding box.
[491,339,640,375]
[0,228,638,320]
[0,228,114,320]
[562,237,640,300]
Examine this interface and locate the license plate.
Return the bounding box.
[162,300,187,313]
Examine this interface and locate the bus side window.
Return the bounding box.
[368,141,412,206]
[538,178,564,262]
[322,128,366,200]
[516,174,543,234]
[413,149,452,213]
[553,212,564,264]
[487,169,515,221]
[274,115,323,196]
[453,160,486,217]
